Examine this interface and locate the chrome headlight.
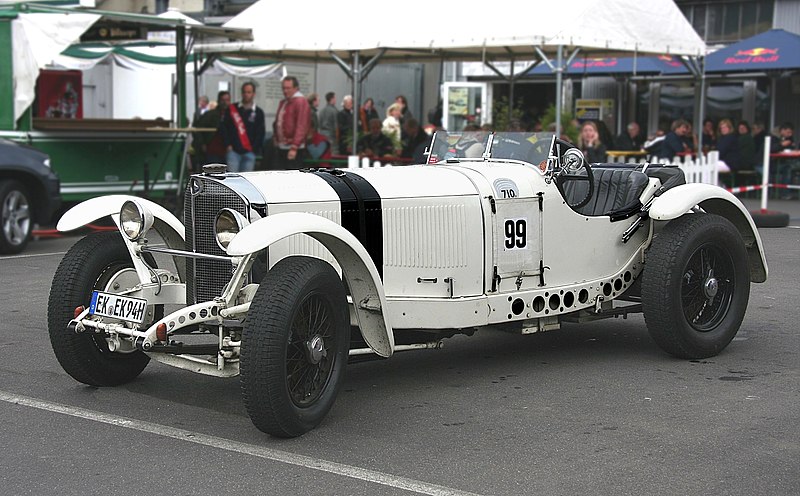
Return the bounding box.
[120,200,153,241]
[215,208,249,251]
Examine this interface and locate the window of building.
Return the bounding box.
[678,1,775,43]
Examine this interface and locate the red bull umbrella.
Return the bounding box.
[705,29,800,72]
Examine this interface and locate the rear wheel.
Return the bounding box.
[642,214,750,359]
[241,256,349,438]
[0,180,32,254]
[48,231,152,386]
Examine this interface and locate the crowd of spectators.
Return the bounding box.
[191,77,432,170]
[191,78,797,179]
[305,91,422,162]
[637,117,795,173]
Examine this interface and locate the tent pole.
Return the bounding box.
[770,76,776,132]
[697,56,706,154]
[508,58,515,125]
[352,51,360,155]
[358,48,387,82]
[330,49,386,153]
[193,53,199,123]
[555,45,563,138]
[176,25,188,128]
[328,51,354,78]
[616,79,624,135]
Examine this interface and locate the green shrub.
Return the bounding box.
[540,104,579,144]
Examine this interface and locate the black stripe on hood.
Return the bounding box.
[310,170,383,279]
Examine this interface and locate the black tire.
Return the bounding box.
[0,180,32,254]
[749,209,790,228]
[48,231,151,386]
[642,214,750,359]
[241,256,349,438]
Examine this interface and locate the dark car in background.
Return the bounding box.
[0,139,61,254]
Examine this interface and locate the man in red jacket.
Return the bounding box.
[273,76,311,170]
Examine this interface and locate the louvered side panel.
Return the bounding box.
[382,197,484,298]
[384,204,468,269]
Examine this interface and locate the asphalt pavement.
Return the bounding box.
[1,208,798,496]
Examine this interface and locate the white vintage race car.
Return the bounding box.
[48,132,768,437]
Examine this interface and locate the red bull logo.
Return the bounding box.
[657,55,683,68]
[726,47,779,65]
[735,47,778,57]
[572,58,618,69]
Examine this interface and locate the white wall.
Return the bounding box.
[81,61,113,119]
[112,64,173,120]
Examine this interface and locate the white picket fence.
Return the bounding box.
[351,151,721,186]
[606,151,720,185]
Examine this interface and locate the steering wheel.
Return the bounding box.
[555,148,595,209]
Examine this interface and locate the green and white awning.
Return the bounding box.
[57,41,282,77]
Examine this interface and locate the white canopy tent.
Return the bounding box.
[209,0,705,60]
[199,0,706,144]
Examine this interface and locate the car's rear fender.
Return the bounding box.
[649,183,768,282]
[227,212,394,358]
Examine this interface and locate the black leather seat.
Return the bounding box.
[561,164,686,219]
[639,164,686,192]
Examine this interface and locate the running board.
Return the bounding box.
[348,341,442,362]
[562,303,643,323]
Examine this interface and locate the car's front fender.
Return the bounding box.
[227,212,394,358]
[57,195,187,283]
[649,183,767,282]
[57,195,185,246]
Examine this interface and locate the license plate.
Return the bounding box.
[89,291,148,325]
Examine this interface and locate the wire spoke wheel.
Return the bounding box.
[287,292,337,407]
[241,256,349,438]
[680,244,735,332]
[642,214,750,359]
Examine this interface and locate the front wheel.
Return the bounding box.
[241,256,349,438]
[48,231,152,386]
[642,214,750,359]
[0,180,33,254]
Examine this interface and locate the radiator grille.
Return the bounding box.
[184,177,248,304]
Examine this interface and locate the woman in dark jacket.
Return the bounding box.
[737,120,756,170]
[716,119,741,170]
[702,118,717,152]
[359,98,379,133]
